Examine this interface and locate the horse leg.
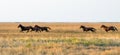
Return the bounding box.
[111,29,114,32]
[36,29,41,32]
[36,30,38,32]
[37,28,41,32]
[20,30,23,32]
[113,27,118,31]
[45,29,49,32]
[20,30,24,33]
[39,29,41,32]
[91,30,94,32]
[82,30,85,32]
[91,30,95,32]
[40,29,43,32]
[46,30,49,32]
[83,29,87,32]
[86,29,89,32]
[85,30,88,32]
[26,30,29,33]
[92,29,96,32]
[34,29,38,32]
[30,29,34,32]
[36,29,40,32]
[105,30,108,32]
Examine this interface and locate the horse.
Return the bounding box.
[34,25,51,32]
[18,24,33,32]
[100,25,118,32]
[80,25,96,32]
[30,26,41,32]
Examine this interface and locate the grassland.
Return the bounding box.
[0,22,120,55]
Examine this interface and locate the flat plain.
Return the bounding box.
[0,22,120,55]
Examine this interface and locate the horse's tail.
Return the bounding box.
[92,28,96,32]
[94,28,96,31]
[114,26,118,31]
[47,27,51,30]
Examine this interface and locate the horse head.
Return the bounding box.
[100,25,106,28]
[18,24,22,28]
[34,25,40,28]
[80,25,85,29]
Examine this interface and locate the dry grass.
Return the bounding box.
[0,22,120,55]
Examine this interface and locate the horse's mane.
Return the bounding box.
[101,25,108,28]
[80,25,86,28]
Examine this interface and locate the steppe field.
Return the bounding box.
[0,22,120,55]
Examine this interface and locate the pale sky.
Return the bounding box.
[0,0,120,22]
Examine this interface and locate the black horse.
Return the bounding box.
[80,25,96,32]
[34,25,51,32]
[18,24,33,32]
[101,25,118,32]
[30,25,41,32]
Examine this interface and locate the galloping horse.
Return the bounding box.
[18,24,33,32]
[34,25,51,32]
[80,25,96,32]
[100,25,118,32]
[30,25,41,32]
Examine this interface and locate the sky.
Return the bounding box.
[0,0,120,22]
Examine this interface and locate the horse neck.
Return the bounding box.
[81,26,86,29]
[36,26,41,28]
[103,26,108,28]
[101,26,108,29]
[19,25,25,28]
